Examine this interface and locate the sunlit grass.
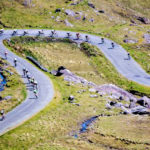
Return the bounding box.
[0,58,26,113]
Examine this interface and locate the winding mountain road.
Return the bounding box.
[0,29,150,135]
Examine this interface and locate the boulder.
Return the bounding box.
[131,106,150,115]
[105,103,112,109]
[118,96,123,101]
[121,106,131,114]
[0,96,2,101]
[89,88,96,93]
[137,17,150,24]
[68,95,75,102]
[114,102,123,108]
[90,95,98,98]
[51,70,57,76]
[26,56,49,72]
[110,101,117,106]
[65,9,76,17]
[88,3,95,9]
[129,100,136,108]
[75,16,81,20]
[4,96,12,100]
[56,16,60,22]
[143,34,150,44]
[55,8,61,13]
[64,19,74,27]
[130,19,136,24]
[82,16,86,21]
[123,39,138,44]
[89,18,94,22]
[137,96,150,108]
[77,89,86,93]
[98,10,105,13]
[92,84,137,102]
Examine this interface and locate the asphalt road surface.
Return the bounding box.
[0,29,150,135]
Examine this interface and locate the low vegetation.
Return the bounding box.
[0,37,149,149]
[0,0,150,149]
[5,36,150,97]
[0,58,26,113]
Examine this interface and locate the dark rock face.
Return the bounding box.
[130,19,136,24]
[0,96,2,101]
[143,34,150,44]
[90,94,98,98]
[110,101,117,106]
[52,66,66,76]
[26,56,49,72]
[137,17,150,24]
[4,96,12,100]
[68,95,75,102]
[123,39,138,44]
[131,106,150,115]
[55,8,61,13]
[91,84,137,102]
[82,16,86,21]
[64,19,74,27]
[129,100,136,108]
[137,96,150,108]
[65,9,76,17]
[88,3,95,9]
[98,10,105,13]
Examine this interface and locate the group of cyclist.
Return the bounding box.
[22,67,38,98]
[0,30,131,121]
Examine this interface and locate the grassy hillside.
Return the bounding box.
[1,0,150,70]
[0,58,26,113]
[0,37,149,150]
[0,0,150,149]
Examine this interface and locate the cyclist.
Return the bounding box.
[14,58,17,67]
[4,51,8,59]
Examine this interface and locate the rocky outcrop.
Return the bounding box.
[143,34,150,44]
[26,56,49,72]
[137,16,150,24]
[65,9,76,17]
[131,106,150,115]
[123,39,138,44]
[64,19,74,27]
[88,3,95,9]
[55,8,61,13]
[51,66,96,86]
[89,84,137,102]
[52,67,150,115]
[137,96,150,108]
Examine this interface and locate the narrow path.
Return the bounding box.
[0,30,55,135]
[0,29,150,135]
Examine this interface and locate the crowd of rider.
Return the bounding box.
[1,52,38,121]
[13,58,38,99]
[0,30,131,121]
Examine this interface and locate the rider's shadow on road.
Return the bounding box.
[29,97,38,100]
[108,47,114,49]
[124,58,130,60]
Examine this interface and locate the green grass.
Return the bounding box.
[0,1,150,149]
[123,43,150,73]
[0,58,27,113]
[0,36,150,149]
[0,73,111,150]
[5,36,150,97]
[5,36,150,96]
